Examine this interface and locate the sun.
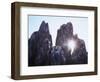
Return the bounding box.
[67,39,76,54]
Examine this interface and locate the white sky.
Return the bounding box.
[28,15,88,51]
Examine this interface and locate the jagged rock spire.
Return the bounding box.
[28,21,52,66]
[28,21,88,66]
[56,22,73,46]
[39,21,49,33]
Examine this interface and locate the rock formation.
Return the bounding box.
[56,22,73,46]
[28,21,52,66]
[56,22,88,64]
[28,21,88,66]
[71,35,88,64]
[49,46,66,65]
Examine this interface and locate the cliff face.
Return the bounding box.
[71,35,88,64]
[28,21,52,66]
[56,22,88,64]
[56,22,73,46]
[28,21,88,66]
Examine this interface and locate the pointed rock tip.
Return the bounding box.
[66,22,73,26]
[39,20,49,33]
[42,20,45,23]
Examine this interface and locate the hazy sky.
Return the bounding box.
[28,15,88,51]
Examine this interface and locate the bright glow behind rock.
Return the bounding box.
[67,39,76,54]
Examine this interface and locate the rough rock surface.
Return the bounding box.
[56,22,88,64]
[49,46,66,65]
[71,35,88,64]
[28,21,88,66]
[49,46,73,65]
[28,21,52,66]
[56,22,73,46]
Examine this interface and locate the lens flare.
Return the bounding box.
[67,39,76,54]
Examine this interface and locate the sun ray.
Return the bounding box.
[67,39,76,54]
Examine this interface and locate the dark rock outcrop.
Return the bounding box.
[56,22,73,46]
[28,21,88,66]
[71,35,88,64]
[28,21,52,66]
[49,46,66,65]
[56,22,88,64]
[49,46,72,65]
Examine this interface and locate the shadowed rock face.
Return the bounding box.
[28,21,52,66]
[71,35,88,64]
[49,46,66,65]
[28,21,88,66]
[56,22,73,46]
[56,22,88,64]
[49,46,72,65]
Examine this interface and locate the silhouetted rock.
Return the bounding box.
[71,35,88,64]
[49,46,66,65]
[28,21,52,66]
[49,46,72,65]
[28,21,88,66]
[56,22,73,46]
[56,22,88,64]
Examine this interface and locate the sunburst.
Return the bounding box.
[67,39,76,54]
